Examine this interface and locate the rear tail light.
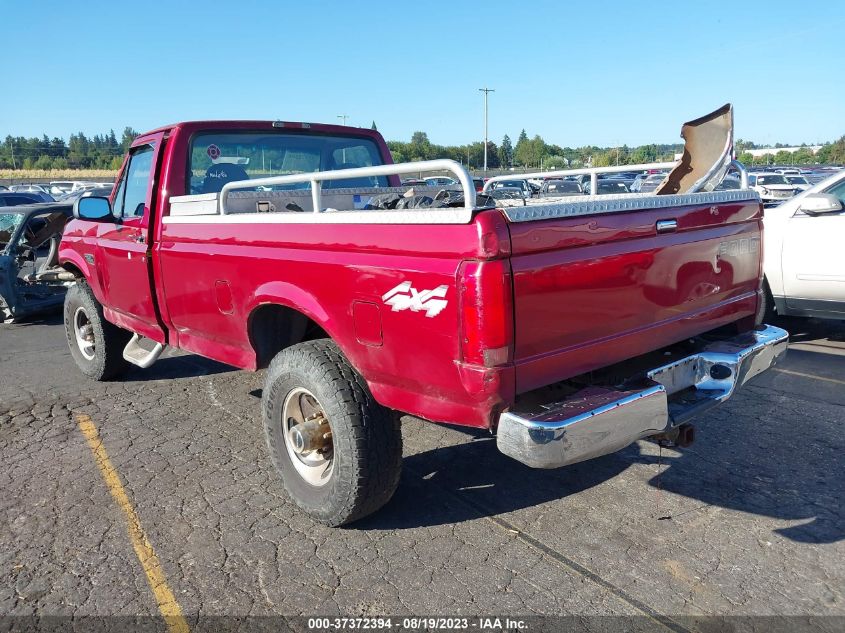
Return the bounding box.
[458,260,514,367]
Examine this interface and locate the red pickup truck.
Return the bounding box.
[58,112,787,525]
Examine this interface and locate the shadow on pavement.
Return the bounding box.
[357,437,638,531]
[361,399,843,543]
[771,315,845,343]
[122,353,235,381]
[647,352,844,544]
[5,311,64,327]
[647,446,844,544]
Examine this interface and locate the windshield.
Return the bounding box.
[786,176,809,185]
[188,131,389,195]
[0,212,24,250]
[757,175,788,186]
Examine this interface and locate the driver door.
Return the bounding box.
[96,134,167,342]
[781,179,845,314]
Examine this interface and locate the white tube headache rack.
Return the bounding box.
[218,159,477,215]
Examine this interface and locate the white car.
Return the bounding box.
[48,180,99,195]
[749,172,800,205]
[761,169,845,320]
[8,184,50,194]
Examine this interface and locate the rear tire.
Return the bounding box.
[262,339,402,526]
[64,282,132,381]
[757,278,777,324]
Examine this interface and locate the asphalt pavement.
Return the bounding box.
[1,313,843,632]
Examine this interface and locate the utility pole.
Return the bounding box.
[478,87,495,173]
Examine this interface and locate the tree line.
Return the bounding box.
[735,137,845,166]
[0,127,138,170]
[390,131,845,169]
[387,130,684,170]
[1,126,842,171]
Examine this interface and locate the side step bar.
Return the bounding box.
[122,333,165,369]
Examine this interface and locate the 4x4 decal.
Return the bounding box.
[382,281,448,318]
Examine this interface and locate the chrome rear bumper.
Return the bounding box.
[496,325,788,469]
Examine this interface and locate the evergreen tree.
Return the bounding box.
[514,129,529,166]
[121,127,138,152]
[498,134,513,167]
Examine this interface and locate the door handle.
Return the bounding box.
[656,219,678,234]
[134,234,145,244]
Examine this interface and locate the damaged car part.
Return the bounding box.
[655,103,735,195]
[0,203,75,322]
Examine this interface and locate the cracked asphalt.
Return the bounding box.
[1,313,843,630]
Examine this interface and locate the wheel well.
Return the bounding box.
[248,303,328,369]
[61,262,84,278]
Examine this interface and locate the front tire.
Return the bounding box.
[262,340,402,526]
[64,282,132,381]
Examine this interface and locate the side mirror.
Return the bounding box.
[798,193,843,216]
[74,196,114,222]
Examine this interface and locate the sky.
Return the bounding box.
[3,0,843,148]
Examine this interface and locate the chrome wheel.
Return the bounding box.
[282,387,334,487]
[73,306,96,360]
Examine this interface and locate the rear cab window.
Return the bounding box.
[187,132,389,195]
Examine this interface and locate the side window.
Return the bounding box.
[112,145,155,218]
[825,179,845,208]
[112,172,126,218]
